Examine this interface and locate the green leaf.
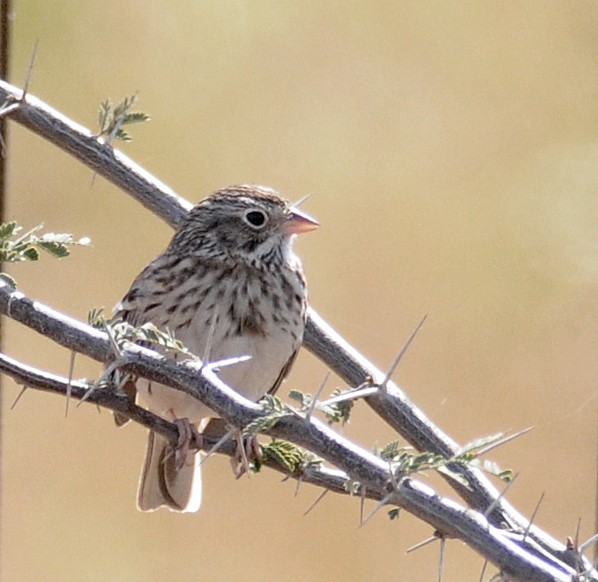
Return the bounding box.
[122,111,150,125]
[21,247,39,261]
[0,221,18,240]
[262,439,305,472]
[0,221,90,264]
[388,508,401,520]
[88,307,106,328]
[96,94,150,141]
[37,240,70,258]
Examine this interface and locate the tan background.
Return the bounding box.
[2,2,598,580]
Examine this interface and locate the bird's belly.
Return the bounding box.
[137,322,299,423]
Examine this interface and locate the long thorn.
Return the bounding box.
[199,427,237,466]
[10,386,28,410]
[292,193,311,208]
[438,536,446,582]
[22,39,39,100]
[294,473,305,497]
[478,559,488,582]
[380,314,427,392]
[484,474,518,518]
[303,489,329,517]
[360,491,394,527]
[406,535,438,553]
[523,491,545,541]
[306,371,330,421]
[359,485,366,526]
[318,386,378,408]
[476,426,534,456]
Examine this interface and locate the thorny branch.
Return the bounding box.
[0,78,594,581]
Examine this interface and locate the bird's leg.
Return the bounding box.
[200,418,262,477]
[172,418,203,471]
[232,433,263,479]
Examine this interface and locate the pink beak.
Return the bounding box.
[283,207,319,235]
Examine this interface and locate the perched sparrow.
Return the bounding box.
[114,185,318,512]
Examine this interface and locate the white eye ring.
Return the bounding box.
[243,209,268,229]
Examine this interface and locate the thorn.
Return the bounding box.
[359,485,366,526]
[380,314,427,393]
[523,491,545,541]
[318,385,378,408]
[475,426,534,456]
[305,371,329,422]
[574,516,581,551]
[303,489,330,517]
[199,427,237,466]
[10,386,28,410]
[406,535,439,554]
[65,351,76,418]
[78,360,118,407]
[438,536,446,582]
[478,559,489,582]
[292,193,311,208]
[294,472,305,497]
[484,474,518,518]
[205,354,251,371]
[21,39,39,101]
[360,491,394,527]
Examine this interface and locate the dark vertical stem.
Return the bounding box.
[0,0,11,570]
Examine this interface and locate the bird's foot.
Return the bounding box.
[232,432,262,479]
[173,418,203,471]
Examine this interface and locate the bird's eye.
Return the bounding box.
[243,209,268,229]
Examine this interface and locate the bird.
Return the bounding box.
[113,184,318,512]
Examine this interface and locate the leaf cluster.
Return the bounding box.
[88,308,194,358]
[0,221,91,287]
[377,434,513,487]
[243,394,293,437]
[288,387,354,425]
[97,94,150,142]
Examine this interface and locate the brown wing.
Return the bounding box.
[267,347,300,396]
[110,254,173,426]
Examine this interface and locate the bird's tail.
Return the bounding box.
[137,431,202,513]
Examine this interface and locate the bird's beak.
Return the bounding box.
[283,207,319,235]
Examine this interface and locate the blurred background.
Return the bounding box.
[2,2,598,580]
